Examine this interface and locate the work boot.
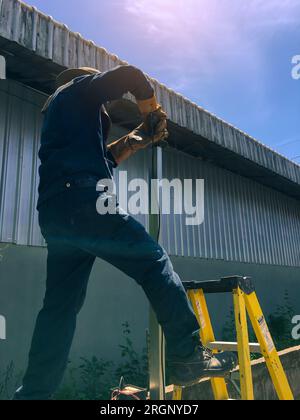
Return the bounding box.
[168,344,238,387]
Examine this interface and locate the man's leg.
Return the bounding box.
[67,201,237,386]
[69,210,200,359]
[105,229,200,358]
[15,242,95,400]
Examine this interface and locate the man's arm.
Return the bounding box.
[87,65,159,115]
[88,65,168,164]
[107,110,168,165]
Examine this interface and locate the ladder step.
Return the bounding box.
[207,341,261,354]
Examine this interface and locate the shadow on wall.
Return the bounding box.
[0,246,300,399]
[0,244,148,374]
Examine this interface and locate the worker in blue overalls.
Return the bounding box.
[14,65,236,400]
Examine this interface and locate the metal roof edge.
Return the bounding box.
[0,0,299,187]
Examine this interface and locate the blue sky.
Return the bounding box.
[28,0,300,162]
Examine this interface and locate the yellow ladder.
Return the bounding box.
[173,276,294,401]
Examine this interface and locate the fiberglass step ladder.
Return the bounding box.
[172,276,294,401]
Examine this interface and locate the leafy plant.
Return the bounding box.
[115,322,148,388]
[221,290,299,355]
[79,356,114,400]
[268,290,300,351]
[54,322,148,400]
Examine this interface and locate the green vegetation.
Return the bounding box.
[53,322,148,400]
[221,290,300,356]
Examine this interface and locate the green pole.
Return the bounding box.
[148,146,165,400]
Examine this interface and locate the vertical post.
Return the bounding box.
[148,147,165,400]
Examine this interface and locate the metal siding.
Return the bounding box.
[0,82,299,267]
[162,148,300,267]
[0,80,45,246]
[1,0,300,187]
[0,80,149,247]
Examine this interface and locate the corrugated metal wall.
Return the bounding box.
[0,80,149,246]
[0,80,45,246]
[1,80,300,267]
[162,149,300,267]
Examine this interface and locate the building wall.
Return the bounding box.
[0,78,299,380]
[1,79,299,267]
[0,0,299,395]
[162,149,300,266]
[0,79,45,246]
[0,244,299,375]
[0,79,149,246]
[0,243,149,372]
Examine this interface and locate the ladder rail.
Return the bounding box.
[187,289,230,400]
[233,287,254,400]
[244,292,294,401]
[172,277,294,401]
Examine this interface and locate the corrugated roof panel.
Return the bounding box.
[0,0,300,191]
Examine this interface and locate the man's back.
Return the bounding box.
[38,75,115,209]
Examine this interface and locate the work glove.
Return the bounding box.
[107,108,169,165]
[128,110,169,151]
[136,94,168,141]
[143,107,168,136]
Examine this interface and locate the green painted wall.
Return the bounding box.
[0,244,299,375]
[172,256,300,338]
[0,244,148,373]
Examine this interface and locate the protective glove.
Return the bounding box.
[107,115,169,165]
[142,107,168,138]
[128,116,168,151]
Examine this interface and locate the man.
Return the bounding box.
[14,65,236,400]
